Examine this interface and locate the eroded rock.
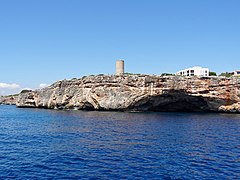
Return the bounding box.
[16,75,240,113]
[0,95,18,105]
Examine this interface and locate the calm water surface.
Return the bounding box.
[0,105,239,179]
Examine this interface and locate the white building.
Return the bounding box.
[176,66,209,77]
[233,70,240,76]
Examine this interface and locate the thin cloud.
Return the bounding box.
[21,87,32,91]
[0,83,20,89]
[0,82,21,96]
[39,83,50,88]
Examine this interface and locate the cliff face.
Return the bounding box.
[0,95,18,105]
[16,75,240,113]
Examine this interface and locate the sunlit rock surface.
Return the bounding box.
[0,95,18,105]
[16,75,240,113]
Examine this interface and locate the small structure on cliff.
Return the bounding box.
[234,70,240,76]
[116,60,124,75]
[176,66,209,77]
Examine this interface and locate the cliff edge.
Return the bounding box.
[16,75,240,113]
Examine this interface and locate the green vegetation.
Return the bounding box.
[2,93,19,98]
[124,73,134,75]
[209,72,217,76]
[124,73,142,76]
[161,73,175,76]
[219,72,233,77]
[97,74,105,76]
[20,90,32,94]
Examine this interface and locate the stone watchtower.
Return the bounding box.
[116,60,124,75]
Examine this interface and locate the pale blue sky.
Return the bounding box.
[0,0,240,95]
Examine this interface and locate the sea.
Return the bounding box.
[0,105,239,179]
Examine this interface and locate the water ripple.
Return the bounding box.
[0,106,239,179]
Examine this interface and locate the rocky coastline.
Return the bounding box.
[0,95,18,105]
[14,75,240,113]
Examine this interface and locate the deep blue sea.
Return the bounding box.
[0,105,239,179]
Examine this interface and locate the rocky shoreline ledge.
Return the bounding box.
[0,95,18,105]
[13,75,240,113]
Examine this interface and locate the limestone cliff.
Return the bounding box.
[16,75,240,113]
[0,95,18,105]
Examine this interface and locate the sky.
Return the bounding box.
[0,0,240,95]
